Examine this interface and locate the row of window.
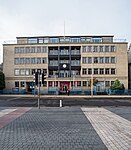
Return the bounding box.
[14,69,47,76]
[82,57,116,64]
[49,60,80,65]
[14,45,115,54]
[25,37,111,44]
[82,46,115,52]
[14,58,47,65]
[15,47,47,54]
[15,80,114,88]
[82,68,116,75]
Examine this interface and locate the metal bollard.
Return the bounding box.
[60,100,62,107]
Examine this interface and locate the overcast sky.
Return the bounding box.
[0,0,131,63]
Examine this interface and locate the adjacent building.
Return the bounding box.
[128,43,131,89]
[3,35,128,94]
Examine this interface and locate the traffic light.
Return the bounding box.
[35,72,38,85]
[42,72,46,84]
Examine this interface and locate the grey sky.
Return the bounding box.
[0,0,131,63]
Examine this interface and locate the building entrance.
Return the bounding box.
[60,82,70,94]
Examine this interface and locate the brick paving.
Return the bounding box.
[0,107,107,150]
[106,107,131,121]
[82,107,131,150]
[0,106,131,150]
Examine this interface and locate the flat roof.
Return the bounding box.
[16,35,114,39]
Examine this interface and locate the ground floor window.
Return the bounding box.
[83,81,87,86]
[49,81,53,87]
[20,81,25,87]
[15,81,19,87]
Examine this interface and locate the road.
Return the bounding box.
[0,95,131,107]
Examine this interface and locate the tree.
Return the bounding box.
[110,79,125,90]
[88,78,98,87]
[0,71,5,90]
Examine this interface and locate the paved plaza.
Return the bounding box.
[0,106,131,150]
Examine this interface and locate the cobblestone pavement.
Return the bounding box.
[0,107,107,150]
[82,107,131,150]
[106,107,131,121]
[0,107,131,150]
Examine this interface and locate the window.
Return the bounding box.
[28,38,37,44]
[20,47,24,53]
[20,58,25,64]
[105,68,110,74]
[21,81,25,87]
[32,69,36,75]
[38,38,43,43]
[105,57,110,63]
[99,57,104,63]
[82,46,86,52]
[92,38,102,43]
[20,69,25,75]
[37,47,41,53]
[111,81,114,85]
[44,38,49,43]
[15,47,19,53]
[37,58,41,64]
[70,38,80,43]
[43,81,47,87]
[94,68,98,74]
[100,68,104,74]
[37,69,41,74]
[77,81,81,87]
[88,57,92,63]
[99,46,104,52]
[88,46,92,52]
[43,69,47,74]
[111,57,115,63]
[83,81,87,86]
[31,47,36,53]
[14,58,19,65]
[105,81,110,87]
[105,46,109,52]
[25,69,30,75]
[111,46,115,52]
[82,68,87,75]
[82,57,87,64]
[42,58,47,64]
[15,81,19,87]
[42,47,47,53]
[25,47,30,53]
[49,81,53,87]
[49,38,59,43]
[25,58,30,64]
[94,46,98,52]
[94,57,98,63]
[31,58,36,64]
[14,69,19,76]
[88,68,92,74]
[111,68,115,74]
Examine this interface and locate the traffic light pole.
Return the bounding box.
[38,73,40,109]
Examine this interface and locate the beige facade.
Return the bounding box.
[3,35,128,94]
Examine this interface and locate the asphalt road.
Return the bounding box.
[0,95,131,107]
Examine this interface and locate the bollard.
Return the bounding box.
[60,100,62,107]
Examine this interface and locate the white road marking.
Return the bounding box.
[0,109,17,117]
[6,97,22,101]
[81,107,131,150]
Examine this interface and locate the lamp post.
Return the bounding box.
[91,48,94,96]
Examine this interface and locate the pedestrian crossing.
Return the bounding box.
[82,107,131,150]
[0,109,17,117]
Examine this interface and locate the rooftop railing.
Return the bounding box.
[3,38,127,45]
